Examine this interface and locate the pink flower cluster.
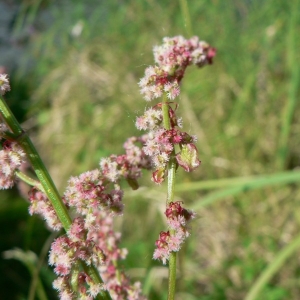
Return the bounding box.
[153,202,195,264]
[136,36,215,184]
[100,135,151,190]
[137,36,214,263]
[0,116,149,298]
[0,140,26,189]
[50,217,106,299]
[88,211,147,300]
[139,36,215,101]
[136,100,200,184]
[29,188,63,230]
[48,137,150,299]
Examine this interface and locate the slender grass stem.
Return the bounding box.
[277,0,300,169]
[245,232,300,300]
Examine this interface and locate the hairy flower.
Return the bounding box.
[0,74,10,95]
[57,135,150,299]
[28,188,63,231]
[153,202,195,264]
[139,36,215,101]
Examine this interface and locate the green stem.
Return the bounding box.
[0,95,112,300]
[15,170,45,192]
[162,94,177,300]
[162,94,171,130]
[168,252,177,300]
[179,0,193,36]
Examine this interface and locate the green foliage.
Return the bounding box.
[2,0,300,299]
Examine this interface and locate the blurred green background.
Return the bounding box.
[1,0,300,299]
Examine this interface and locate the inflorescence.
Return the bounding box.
[0,35,215,299]
[136,36,215,263]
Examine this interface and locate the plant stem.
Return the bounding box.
[15,170,45,192]
[168,252,177,300]
[0,95,112,300]
[162,94,177,300]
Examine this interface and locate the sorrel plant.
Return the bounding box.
[0,36,215,300]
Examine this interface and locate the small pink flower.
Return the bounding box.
[0,141,26,189]
[0,74,10,95]
[153,202,195,264]
[28,188,63,231]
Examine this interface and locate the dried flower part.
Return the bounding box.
[176,143,201,172]
[28,188,63,231]
[0,74,10,95]
[153,202,195,264]
[0,141,26,189]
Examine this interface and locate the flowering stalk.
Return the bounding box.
[137,36,216,299]
[1,36,215,299]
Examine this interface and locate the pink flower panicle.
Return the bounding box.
[136,36,215,184]
[138,35,214,262]
[51,211,146,299]
[139,36,215,101]
[136,103,201,184]
[51,136,149,299]
[49,217,106,299]
[153,201,195,264]
[0,140,26,189]
[0,74,11,95]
